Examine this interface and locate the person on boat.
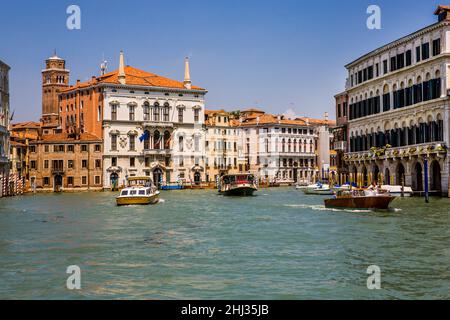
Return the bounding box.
[366,181,379,196]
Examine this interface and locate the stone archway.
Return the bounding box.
[362,166,368,187]
[396,163,406,186]
[413,162,423,191]
[153,168,163,188]
[430,160,442,193]
[110,173,119,191]
[373,165,380,183]
[384,168,390,185]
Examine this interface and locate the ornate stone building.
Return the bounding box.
[341,5,450,195]
[59,52,207,190]
[235,109,334,185]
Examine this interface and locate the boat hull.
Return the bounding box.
[324,196,395,210]
[116,193,160,206]
[220,187,257,196]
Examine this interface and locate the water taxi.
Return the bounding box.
[219,174,258,196]
[116,177,160,206]
[324,189,395,210]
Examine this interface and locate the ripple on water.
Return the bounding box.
[0,189,449,299]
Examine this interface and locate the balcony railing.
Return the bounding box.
[344,142,447,161]
[143,149,171,156]
[333,141,347,151]
[51,167,65,174]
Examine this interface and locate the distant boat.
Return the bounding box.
[116,177,160,206]
[303,183,334,195]
[219,174,258,196]
[324,189,395,210]
[380,185,413,197]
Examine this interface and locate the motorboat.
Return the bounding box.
[380,185,413,197]
[116,177,160,206]
[302,182,334,195]
[324,189,396,210]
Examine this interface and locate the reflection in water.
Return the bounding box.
[0,189,449,299]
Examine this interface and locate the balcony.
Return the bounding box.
[143,149,171,156]
[143,121,173,129]
[51,167,65,175]
[344,142,447,162]
[334,141,348,151]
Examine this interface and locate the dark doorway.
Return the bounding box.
[430,161,442,192]
[110,173,119,191]
[384,168,390,185]
[54,175,63,192]
[414,163,423,191]
[194,172,201,185]
[373,166,380,184]
[153,168,163,188]
[396,163,406,186]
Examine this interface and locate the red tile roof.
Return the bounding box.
[61,66,205,92]
[32,133,101,143]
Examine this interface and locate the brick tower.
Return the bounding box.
[41,52,69,131]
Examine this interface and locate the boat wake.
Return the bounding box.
[284,204,372,213]
[158,199,166,203]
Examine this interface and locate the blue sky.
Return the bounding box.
[0,0,442,122]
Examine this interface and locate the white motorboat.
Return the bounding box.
[380,185,413,197]
[302,183,334,195]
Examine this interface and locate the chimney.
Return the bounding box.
[256,116,260,125]
[184,57,192,90]
[118,51,126,85]
[324,112,329,121]
[435,5,450,22]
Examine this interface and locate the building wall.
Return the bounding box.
[0,60,11,184]
[204,113,239,184]
[28,141,103,192]
[239,124,318,184]
[59,83,104,138]
[102,87,206,189]
[341,9,450,195]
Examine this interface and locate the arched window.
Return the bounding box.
[164,131,171,150]
[282,139,286,153]
[179,136,184,152]
[143,102,150,121]
[163,103,170,122]
[143,130,150,150]
[153,102,160,122]
[154,130,161,149]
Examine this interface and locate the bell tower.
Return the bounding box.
[41,52,69,129]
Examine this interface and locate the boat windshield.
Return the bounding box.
[121,190,128,196]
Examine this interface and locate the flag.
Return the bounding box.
[139,131,150,143]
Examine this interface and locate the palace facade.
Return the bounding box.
[338,5,450,195]
[235,109,334,185]
[59,52,207,189]
[204,109,239,184]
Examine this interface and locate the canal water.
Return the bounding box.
[0,188,449,300]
